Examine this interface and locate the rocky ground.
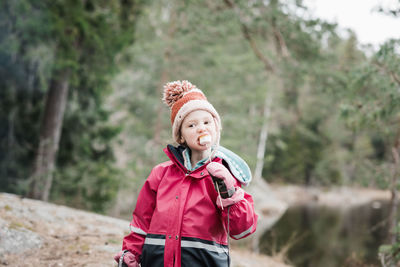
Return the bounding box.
[0,185,391,267]
[0,193,289,267]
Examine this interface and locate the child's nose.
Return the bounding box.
[197,124,206,132]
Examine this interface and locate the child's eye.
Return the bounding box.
[204,121,209,125]
[188,124,195,128]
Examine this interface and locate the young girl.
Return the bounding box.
[114,80,258,267]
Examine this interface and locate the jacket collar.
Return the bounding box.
[164,145,189,174]
[164,145,219,177]
[164,145,253,185]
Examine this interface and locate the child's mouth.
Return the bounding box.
[199,134,211,145]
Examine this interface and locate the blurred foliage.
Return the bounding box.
[379,222,400,265]
[0,0,50,193]
[0,0,143,212]
[0,0,399,216]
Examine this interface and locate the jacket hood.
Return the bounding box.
[164,145,186,170]
[165,145,186,167]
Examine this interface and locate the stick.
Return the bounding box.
[215,181,224,210]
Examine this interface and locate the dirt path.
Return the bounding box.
[0,193,289,267]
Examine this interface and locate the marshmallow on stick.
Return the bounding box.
[199,134,211,145]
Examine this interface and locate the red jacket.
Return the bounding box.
[122,145,258,267]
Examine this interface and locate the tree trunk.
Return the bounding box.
[151,3,177,164]
[153,7,176,147]
[223,0,276,182]
[254,96,272,181]
[154,71,168,142]
[387,136,400,245]
[28,70,70,201]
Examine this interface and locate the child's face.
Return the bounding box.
[180,110,217,152]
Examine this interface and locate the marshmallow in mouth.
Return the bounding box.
[199,134,211,145]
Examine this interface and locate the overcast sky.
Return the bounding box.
[303,0,400,48]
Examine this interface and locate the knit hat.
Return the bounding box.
[162,80,221,145]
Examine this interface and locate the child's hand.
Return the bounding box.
[206,162,237,199]
[114,250,139,267]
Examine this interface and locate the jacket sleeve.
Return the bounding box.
[121,166,162,259]
[219,180,258,240]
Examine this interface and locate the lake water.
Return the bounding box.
[260,201,395,267]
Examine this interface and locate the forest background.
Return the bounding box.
[1,0,399,266]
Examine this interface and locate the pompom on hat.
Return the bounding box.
[162,80,221,145]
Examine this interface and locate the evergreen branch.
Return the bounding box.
[241,24,276,73]
[223,0,275,73]
[272,27,289,58]
[373,61,400,86]
[270,7,290,59]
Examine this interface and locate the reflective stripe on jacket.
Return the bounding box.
[122,145,258,267]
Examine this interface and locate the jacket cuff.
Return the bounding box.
[216,187,245,209]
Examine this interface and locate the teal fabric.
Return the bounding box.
[215,146,252,186]
[183,148,209,171]
[181,146,252,185]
